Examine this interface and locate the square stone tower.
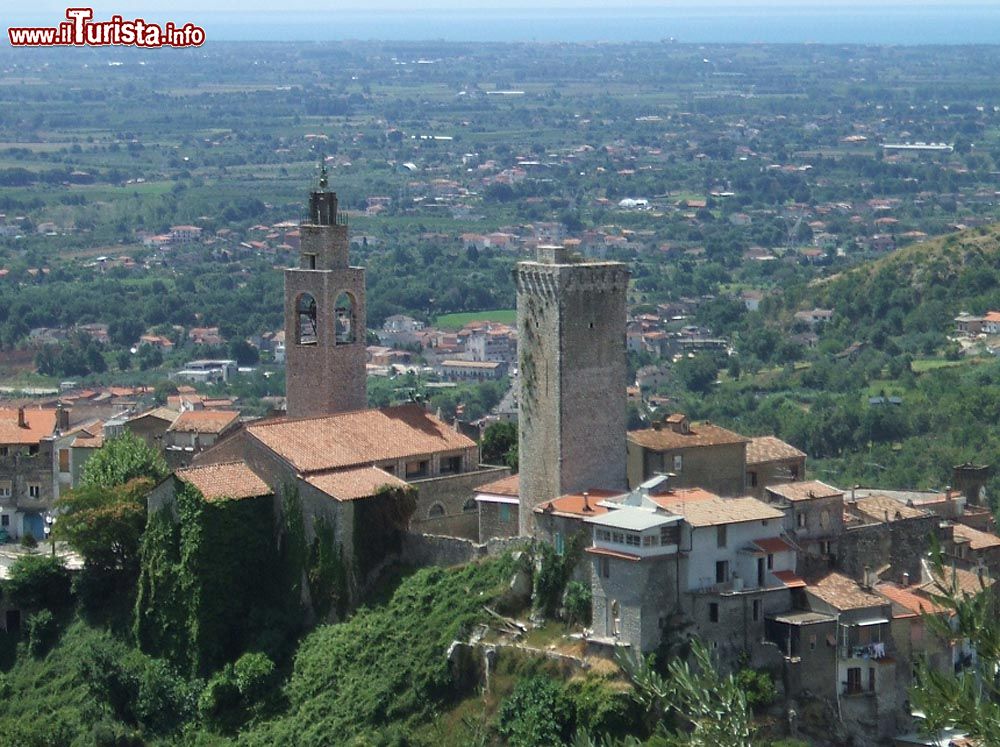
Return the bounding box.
[284,170,367,418]
[516,245,630,535]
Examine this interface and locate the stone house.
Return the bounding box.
[627,414,749,496]
[764,480,844,578]
[0,406,61,539]
[162,410,241,468]
[476,473,521,541]
[586,488,795,661]
[187,403,504,540]
[745,436,805,499]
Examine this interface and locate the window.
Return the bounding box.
[748,471,758,487]
[660,524,678,546]
[715,560,729,584]
[382,464,395,475]
[767,554,774,570]
[820,509,831,529]
[612,532,624,544]
[440,455,462,475]
[709,603,719,623]
[405,460,429,479]
[752,600,761,622]
[428,503,445,519]
[0,515,8,527]
[462,498,477,512]
[600,557,610,579]
[58,449,70,473]
[797,512,807,529]
[0,447,8,457]
[500,504,511,523]
[642,535,657,547]
[625,533,640,547]
[0,481,10,499]
[820,540,832,555]
[717,525,727,548]
[28,445,38,456]
[554,532,565,556]
[868,668,876,693]
[596,529,611,542]
[28,484,41,499]
[305,253,317,269]
[673,454,683,473]
[846,667,862,695]
[790,465,800,480]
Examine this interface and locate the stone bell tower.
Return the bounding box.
[284,165,366,418]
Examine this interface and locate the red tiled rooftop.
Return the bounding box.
[168,410,239,435]
[306,467,410,502]
[753,536,797,554]
[176,461,271,501]
[746,436,805,466]
[767,480,843,503]
[477,473,519,497]
[773,570,807,589]
[247,404,475,474]
[629,421,749,451]
[0,408,57,446]
[536,489,622,517]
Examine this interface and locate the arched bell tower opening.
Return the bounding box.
[334,291,357,345]
[284,165,367,418]
[296,293,318,345]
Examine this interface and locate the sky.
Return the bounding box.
[5,1,1000,43]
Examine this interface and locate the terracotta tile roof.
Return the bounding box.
[753,536,797,554]
[773,570,808,589]
[767,480,843,503]
[655,496,784,527]
[646,487,718,508]
[477,474,519,497]
[536,489,621,518]
[807,572,887,611]
[951,523,1000,551]
[746,436,806,466]
[128,407,179,425]
[0,408,57,445]
[629,421,749,452]
[920,566,995,598]
[176,461,271,501]
[875,582,947,617]
[306,467,409,502]
[851,494,929,523]
[246,404,475,474]
[168,410,240,435]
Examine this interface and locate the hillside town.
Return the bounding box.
[0,177,995,745]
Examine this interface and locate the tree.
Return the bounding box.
[230,339,260,366]
[676,354,721,395]
[910,551,1000,743]
[79,431,168,489]
[481,420,517,470]
[54,478,151,579]
[498,676,575,747]
[4,554,72,612]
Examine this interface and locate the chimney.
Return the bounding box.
[17,407,27,429]
[55,403,69,432]
[582,491,592,513]
[902,572,910,587]
[862,564,874,590]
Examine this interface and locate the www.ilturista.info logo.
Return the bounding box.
[8,8,206,47]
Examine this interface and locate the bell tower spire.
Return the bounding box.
[283,167,367,418]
